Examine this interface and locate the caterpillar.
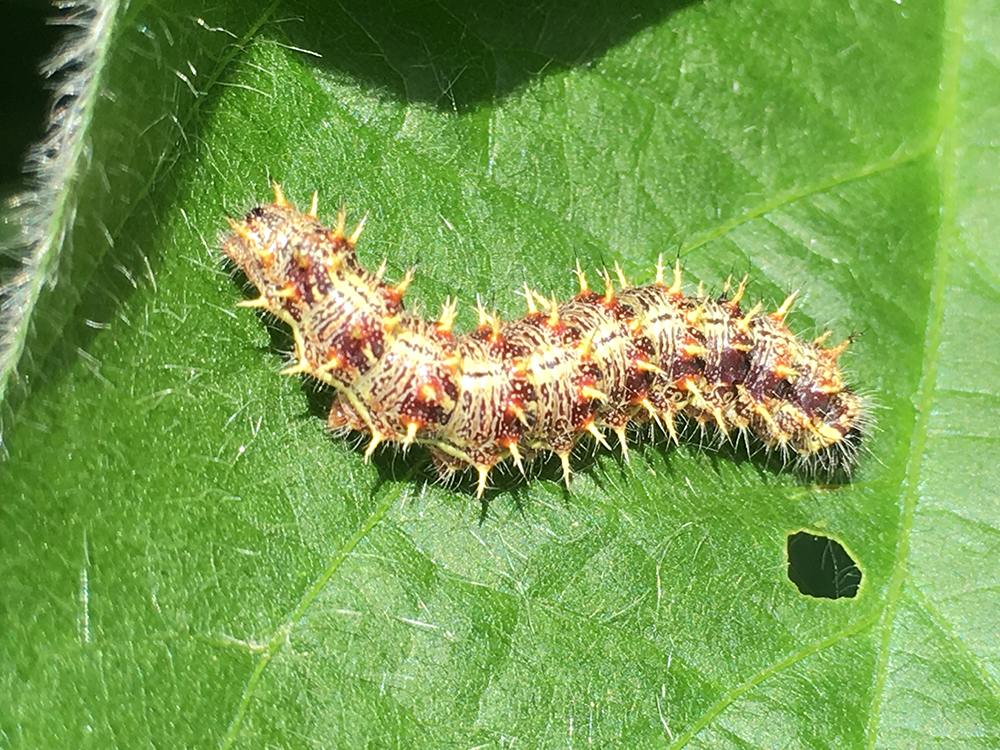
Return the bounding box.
[223,184,866,497]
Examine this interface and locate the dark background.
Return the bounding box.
[1,0,62,200]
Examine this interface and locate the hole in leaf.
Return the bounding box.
[786,531,861,599]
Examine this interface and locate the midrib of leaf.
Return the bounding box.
[2,3,944,746]
[866,0,967,744]
[207,12,944,746]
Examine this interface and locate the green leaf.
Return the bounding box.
[3,0,999,747]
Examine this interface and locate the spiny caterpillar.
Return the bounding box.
[223,184,865,497]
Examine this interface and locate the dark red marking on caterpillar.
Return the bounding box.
[223,184,866,497]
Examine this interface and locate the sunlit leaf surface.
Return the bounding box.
[3,0,999,747]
